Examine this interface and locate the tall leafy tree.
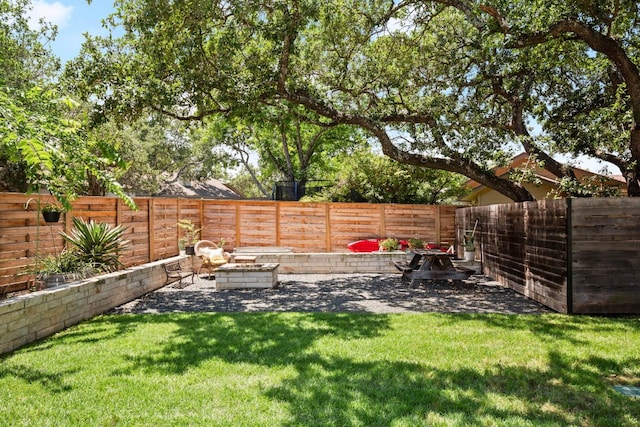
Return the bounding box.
[1,0,134,209]
[196,103,367,198]
[66,0,640,200]
[311,147,469,204]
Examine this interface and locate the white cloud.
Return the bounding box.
[27,1,74,30]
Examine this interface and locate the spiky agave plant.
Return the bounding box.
[60,217,130,272]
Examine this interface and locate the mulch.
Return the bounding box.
[109,273,553,315]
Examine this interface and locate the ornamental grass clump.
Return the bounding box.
[60,217,130,272]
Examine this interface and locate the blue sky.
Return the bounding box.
[27,0,115,63]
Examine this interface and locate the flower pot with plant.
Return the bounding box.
[178,219,201,255]
[41,203,64,223]
[379,237,400,251]
[33,250,96,289]
[463,232,475,261]
[407,238,424,251]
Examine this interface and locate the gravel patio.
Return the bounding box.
[110,273,553,314]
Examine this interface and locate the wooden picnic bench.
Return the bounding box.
[395,250,473,287]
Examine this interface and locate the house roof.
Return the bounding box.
[460,153,626,201]
[155,179,245,199]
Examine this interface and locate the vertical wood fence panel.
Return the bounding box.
[457,200,569,313]
[202,200,237,247]
[570,198,640,313]
[237,202,278,247]
[329,203,385,251]
[122,198,150,266]
[1,193,455,294]
[457,198,640,314]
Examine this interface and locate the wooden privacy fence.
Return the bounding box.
[0,192,456,293]
[457,198,640,314]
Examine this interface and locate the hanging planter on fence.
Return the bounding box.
[42,211,61,223]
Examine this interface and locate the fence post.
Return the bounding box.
[435,206,441,245]
[275,202,281,246]
[148,198,155,262]
[325,203,332,251]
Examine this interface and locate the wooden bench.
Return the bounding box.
[164,260,194,288]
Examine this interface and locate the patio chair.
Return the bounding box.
[194,240,230,279]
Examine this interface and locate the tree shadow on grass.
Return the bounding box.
[0,364,75,394]
[94,313,640,425]
[4,312,640,425]
[106,312,392,375]
[264,351,640,426]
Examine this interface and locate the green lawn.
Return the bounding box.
[1,313,639,426]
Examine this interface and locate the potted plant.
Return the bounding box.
[177,219,201,255]
[379,237,400,251]
[407,238,424,250]
[33,250,95,289]
[41,203,64,223]
[463,232,475,261]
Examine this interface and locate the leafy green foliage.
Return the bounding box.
[197,105,367,198]
[308,148,469,204]
[0,0,135,209]
[66,0,640,199]
[60,217,130,272]
[35,249,95,277]
[177,219,200,245]
[379,237,399,251]
[549,175,622,198]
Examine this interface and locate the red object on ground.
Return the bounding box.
[347,239,409,252]
[347,239,381,252]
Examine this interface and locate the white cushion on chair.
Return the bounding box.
[200,247,225,261]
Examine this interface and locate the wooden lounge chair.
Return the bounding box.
[194,240,230,279]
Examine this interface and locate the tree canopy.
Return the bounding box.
[66,0,640,200]
[0,0,134,209]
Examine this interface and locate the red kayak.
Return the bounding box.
[347,239,450,253]
[347,239,409,252]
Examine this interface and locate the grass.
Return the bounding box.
[1,313,640,426]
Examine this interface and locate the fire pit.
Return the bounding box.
[215,263,279,290]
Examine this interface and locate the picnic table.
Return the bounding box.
[394,249,473,287]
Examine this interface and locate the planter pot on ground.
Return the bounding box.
[43,273,74,288]
[464,250,475,261]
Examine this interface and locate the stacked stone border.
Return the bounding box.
[0,252,411,355]
[237,251,408,274]
[0,256,187,355]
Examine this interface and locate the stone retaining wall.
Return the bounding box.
[0,257,184,355]
[1,252,410,355]
[234,251,408,274]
